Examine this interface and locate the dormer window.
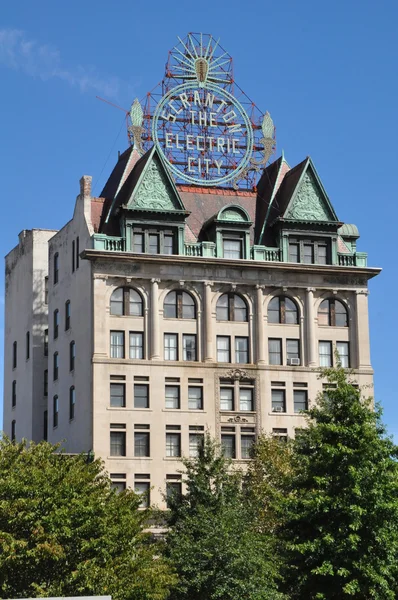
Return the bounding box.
[223,235,243,259]
[131,228,175,255]
[288,238,329,265]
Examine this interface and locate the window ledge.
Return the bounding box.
[107,407,153,411]
[108,456,152,460]
[269,412,306,417]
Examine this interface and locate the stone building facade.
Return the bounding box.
[3,145,380,508]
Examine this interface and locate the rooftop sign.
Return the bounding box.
[131,33,276,190]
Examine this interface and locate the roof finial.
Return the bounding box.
[128,99,145,155]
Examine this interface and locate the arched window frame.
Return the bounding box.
[318,298,348,327]
[163,290,197,320]
[267,296,299,325]
[216,293,248,322]
[110,287,144,317]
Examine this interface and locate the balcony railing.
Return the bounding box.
[338,252,367,267]
[92,235,367,267]
[93,234,126,252]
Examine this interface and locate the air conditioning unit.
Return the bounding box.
[273,406,284,413]
[287,358,301,366]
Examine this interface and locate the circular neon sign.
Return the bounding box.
[152,82,254,187]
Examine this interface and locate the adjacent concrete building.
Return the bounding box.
[3,144,380,508]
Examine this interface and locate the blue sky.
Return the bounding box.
[0,0,396,435]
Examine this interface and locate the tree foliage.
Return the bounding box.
[165,434,284,600]
[0,439,175,600]
[244,433,293,534]
[281,368,398,600]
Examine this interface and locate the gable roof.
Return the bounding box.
[255,153,291,244]
[273,157,339,224]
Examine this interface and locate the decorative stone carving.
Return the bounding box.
[286,172,331,221]
[227,415,249,423]
[220,209,246,222]
[224,368,249,381]
[133,159,177,211]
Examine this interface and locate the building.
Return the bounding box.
[3,33,380,508]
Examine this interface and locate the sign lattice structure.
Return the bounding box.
[131,33,276,190]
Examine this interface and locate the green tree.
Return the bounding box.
[165,433,284,600]
[244,433,293,534]
[281,367,398,599]
[0,438,175,599]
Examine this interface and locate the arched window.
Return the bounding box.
[216,293,248,322]
[318,298,348,327]
[110,287,143,316]
[268,296,298,324]
[164,291,196,319]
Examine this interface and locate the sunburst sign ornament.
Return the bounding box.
[136,33,276,189]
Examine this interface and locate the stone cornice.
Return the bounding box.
[82,249,381,281]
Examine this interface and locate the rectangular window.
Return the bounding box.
[273,428,288,442]
[110,331,125,359]
[240,388,253,411]
[235,337,249,364]
[164,333,178,361]
[337,341,350,368]
[286,339,300,365]
[183,334,197,361]
[133,232,144,253]
[189,433,204,457]
[221,434,236,458]
[288,242,299,263]
[303,243,314,264]
[134,384,149,408]
[188,386,203,410]
[65,301,71,330]
[12,341,17,369]
[223,238,242,259]
[134,431,150,457]
[53,396,58,428]
[220,386,234,411]
[110,383,126,407]
[294,390,308,413]
[44,329,48,356]
[135,481,150,507]
[69,341,75,371]
[12,380,16,407]
[54,252,59,284]
[44,370,48,397]
[217,336,230,363]
[166,432,181,457]
[166,480,182,506]
[43,410,48,441]
[110,425,126,456]
[317,244,327,264]
[69,387,76,420]
[271,389,286,413]
[53,310,59,339]
[149,233,159,254]
[11,420,16,441]
[72,240,75,272]
[111,474,127,493]
[165,385,180,409]
[268,338,282,365]
[53,353,58,381]
[241,434,255,459]
[164,234,174,255]
[76,237,80,269]
[44,276,48,304]
[26,332,30,360]
[319,341,332,367]
[129,332,143,359]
